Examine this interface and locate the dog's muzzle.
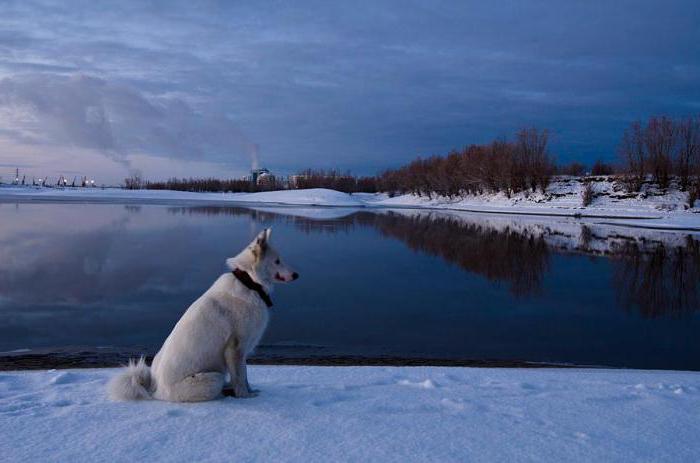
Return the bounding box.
[275,272,299,282]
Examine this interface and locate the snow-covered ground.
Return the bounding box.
[372,176,700,228]
[0,185,366,207]
[1,366,699,462]
[2,178,700,231]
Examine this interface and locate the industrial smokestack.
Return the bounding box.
[250,143,260,171]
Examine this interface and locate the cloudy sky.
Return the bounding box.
[0,0,699,184]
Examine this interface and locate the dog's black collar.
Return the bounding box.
[232,268,273,308]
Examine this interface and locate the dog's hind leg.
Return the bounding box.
[169,372,224,402]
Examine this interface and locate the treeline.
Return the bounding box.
[139,176,284,193]
[558,159,615,177]
[619,115,700,191]
[125,117,700,201]
[129,172,378,193]
[292,169,379,193]
[126,127,561,196]
[379,128,554,198]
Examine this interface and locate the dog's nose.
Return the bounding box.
[291,272,299,280]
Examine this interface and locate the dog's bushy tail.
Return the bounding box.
[108,357,153,401]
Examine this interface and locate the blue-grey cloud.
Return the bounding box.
[0,0,699,179]
[0,74,258,169]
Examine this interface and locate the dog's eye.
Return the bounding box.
[275,259,280,265]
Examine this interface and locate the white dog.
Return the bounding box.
[108,228,298,402]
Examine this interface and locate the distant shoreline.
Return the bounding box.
[1,182,699,232]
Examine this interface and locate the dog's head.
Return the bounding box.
[227,228,299,284]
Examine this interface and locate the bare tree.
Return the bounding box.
[644,116,676,189]
[619,115,700,191]
[619,121,646,191]
[123,174,143,190]
[515,127,552,192]
[377,127,555,198]
[676,116,700,191]
[560,162,586,177]
[590,159,614,176]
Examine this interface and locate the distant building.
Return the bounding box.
[288,174,307,189]
[250,168,274,186]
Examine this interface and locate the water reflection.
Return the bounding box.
[1,201,700,370]
[372,214,550,297]
[168,207,550,295]
[0,212,204,305]
[168,206,700,315]
[612,238,700,318]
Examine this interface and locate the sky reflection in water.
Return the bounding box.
[1,201,699,370]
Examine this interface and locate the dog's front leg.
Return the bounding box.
[246,377,259,394]
[224,340,257,398]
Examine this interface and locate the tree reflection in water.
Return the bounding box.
[611,238,700,318]
[167,206,700,317]
[369,213,549,297]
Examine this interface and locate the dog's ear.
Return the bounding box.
[256,228,271,248]
[251,228,269,260]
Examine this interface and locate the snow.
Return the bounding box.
[237,188,364,207]
[0,185,364,207]
[2,179,700,231]
[1,366,700,462]
[370,176,698,223]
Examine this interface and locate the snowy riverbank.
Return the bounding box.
[1,365,699,462]
[0,185,365,207]
[1,180,699,231]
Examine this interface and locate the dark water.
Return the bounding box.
[1,201,699,370]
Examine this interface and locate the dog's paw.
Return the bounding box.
[232,385,258,398]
